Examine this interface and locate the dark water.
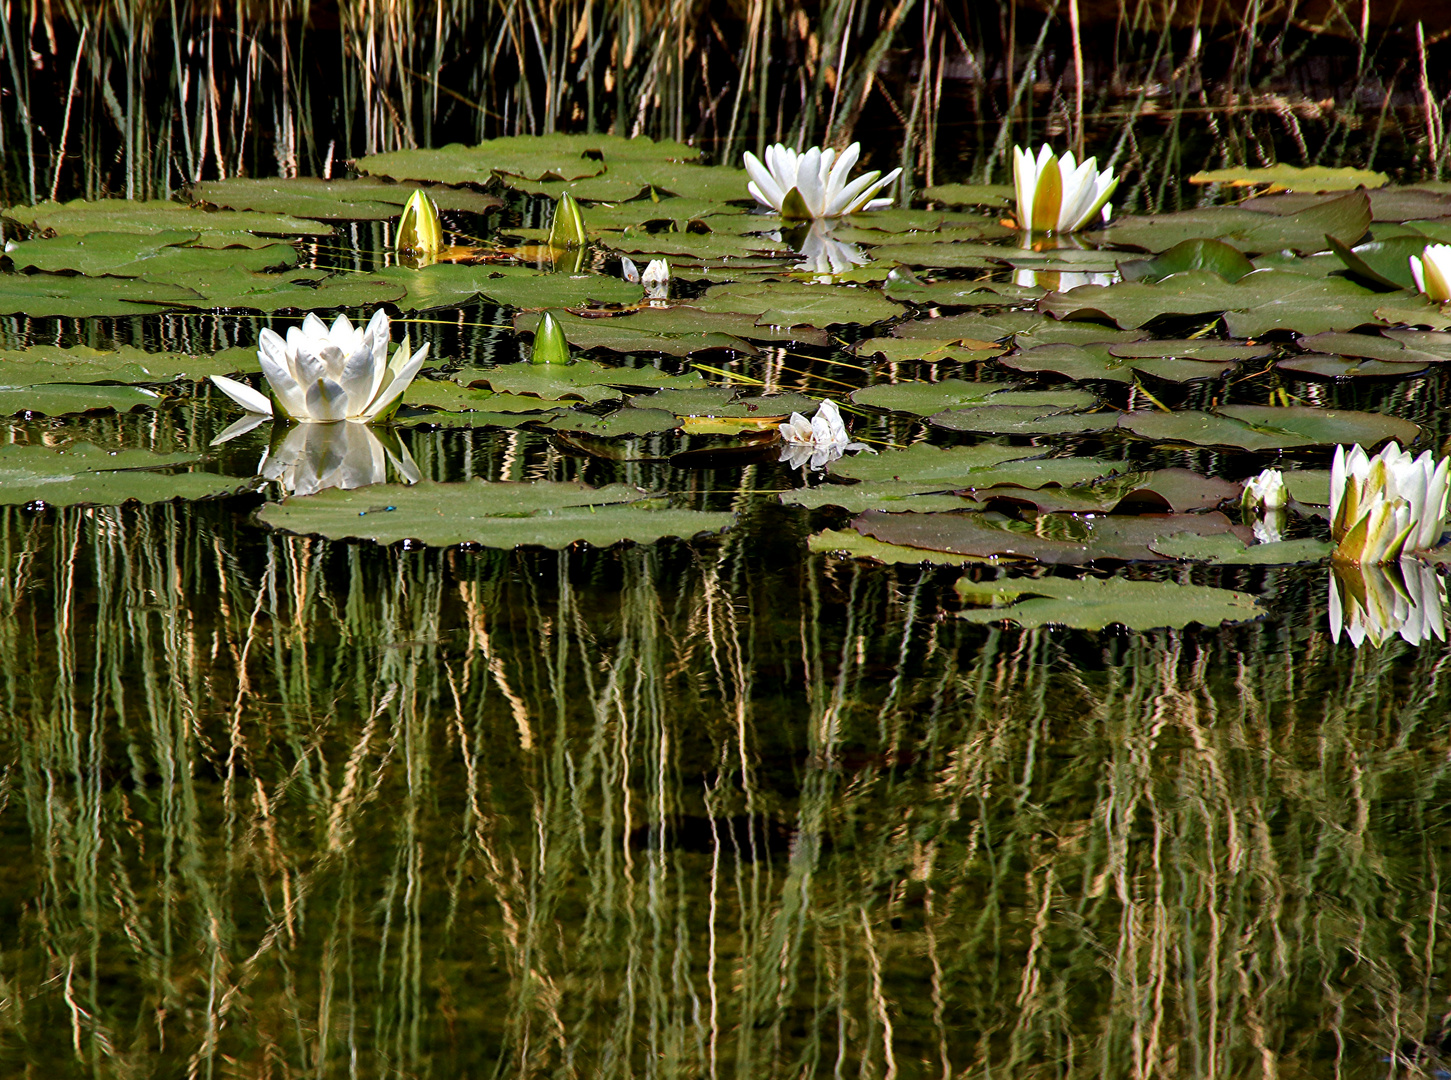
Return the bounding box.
[2,201,1451,1077]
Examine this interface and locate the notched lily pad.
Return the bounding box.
[929,404,1119,435]
[5,231,300,277]
[0,343,255,384]
[956,573,1263,629]
[0,383,163,416]
[694,281,905,327]
[1104,190,1371,255]
[854,337,1007,364]
[4,198,332,238]
[0,442,252,504]
[257,478,735,548]
[540,407,680,436]
[808,528,980,564]
[190,177,502,219]
[0,271,204,316]
[849,381,1092,415]
[1119,404,1418,450]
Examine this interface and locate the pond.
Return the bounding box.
[1,135,1450,1077]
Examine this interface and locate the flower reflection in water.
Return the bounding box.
[1012,233,1116,291]
[1328,559,1448,648]
[781,220,870,279]
[259,422,422,497]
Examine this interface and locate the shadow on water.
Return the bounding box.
[1,487,1449,1078]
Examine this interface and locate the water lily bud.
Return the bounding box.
[530,310,571,365]
[395,189,443,260]
[620,255,640,283]
[1012,144,1118,234]
[641,258,670,300]
[548,192,588,251]
[1410,243,1451,302]
[1241,468,1288,513]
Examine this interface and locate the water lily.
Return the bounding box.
[1331,442,1449,563]
[778,399,869,471]
[210,310,428,425]
[1409,243,1451,302]
[622,256,670,301]
[743,143,902,221]
[1241,468,1288,513]
[395,189,442,262]
[260,421,421,497]
[1012,144,1118,234]
[1329,559,1447,648]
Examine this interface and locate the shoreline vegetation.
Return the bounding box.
[0,0,1448,208]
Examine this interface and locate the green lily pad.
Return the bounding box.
[469,358,706,398]
[625,388,820,418]
[853,337,1006,364]
[1148,533,1333,563]
[781,483,978,513]
[355,133,696,186]
[4,198,333,237]
[0,343,255,384]
[5,231,299,277]
[1223,275,1428,336]
[1188,164,1387,191]
[1117,238,1256,283]
[882,279,1043,307]
[404,381,587,410]
[539,408,680,436]
[808,528,980,564]
[852,508,1251,564]
[0,272,204,316]
[1274,354,1423,378]
[863,238,1015,268]
[829,444,1115,491]
[1296,330,1451,365]
[849,381,1092,415]
[964,469,1241,514]
[514,307,828,356]
[1001,341,1236,383]
[693,281,905,326]
[1108,339,1274,362]
[919,183,1014,208]
[1104,190,1371,255]
[0,442,252,504]
[181,268,407,312]
[257,478,734,548]
[929,404,1120,435]
[190,177,502,218]
[604,231,788,260]
[579,199,746,232]
[1326,234,1428,289]
[392,408,540,430]
[1118,404,1419,450]
[890,311,1042,345]
[375,264,642,312]
[1283,470,1332,506]
[956,574,1263,629]
[0,384,164,416]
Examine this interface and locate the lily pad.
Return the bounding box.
[1001,341,1236,383]
[468,358,706,398]
[693,282,905,326]
[0,343,255,384]
[1188,164,1387,191]
[181,268,407,312]
[849,381,1093,415]
[782,484,978,513]
[626,388,820,418]
[929,404,1120,435]
[882,279,1043,307]
[808,528,980,564]
[514,308,828,356]
[1326,234,1428,289]
[829,444,1116,490]
[1117,238,1256,283]
[1118,404,1419,450]
[355,134,698,186]
[1103,190,1371,255]
[956,574,1263,629]
[919,183,1015,208]
[0,272,204,316]
[1148,533,1333,563]
[4,198,332,237]
[1296,330,1451,366]
[854,337,1006,364]
[404,381,587,411]
[960,469,1241,514]
[0,384,164,416]
[190,177,502,219]
[257,478,735,548]
[539,408,680,436]
[852,509,1252,564]
[375,264,642,312]
[5,231,299,277]
[0,442,252,504]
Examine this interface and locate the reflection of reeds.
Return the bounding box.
[2,495,1451,1075]
[0,0,1441,204]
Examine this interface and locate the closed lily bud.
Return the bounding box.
[641,258,670,300]
[1241,468,1288,513]
[530,310,571,365]
[395,189,443,260]
[548,192,588,251]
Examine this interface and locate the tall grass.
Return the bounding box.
[0,0,1443,206]
[0,489,1449,1076]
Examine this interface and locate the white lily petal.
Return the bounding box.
[210,374,274,416]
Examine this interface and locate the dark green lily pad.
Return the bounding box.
[1326,234,1428,289]
[469,358,706,399]
[929,404,1120,435]
[257,478,734,548]
[374,263,643,311]
[356,133,700,187]
[853,508,1251,564]
[829,445,1115,491]
[5,231,299,277]
[514,307,828,355]
[625,388,820,418]
[4,198,333,237]
[539,408,680,436]
[1108,340,1273,362]
[182,268,407,312]
[882,279,1043,306]
[863,238,1015,268]
[1117,238,1256,283]
[0,272,204,316]
[0,384,164,416]
[190,177,502,218]
[956,574,1262,629]
[1119,404,1419,450]
[0,343,255,384]
[808,528,980,564]
[1243,188,1445,221]
[962,469,1241,514]
[890,311,1043,345]
[1274,354,1423,378]
[392,408,541,430]
[405,380,588,410]
[1001,341,1236,383]
[0,442,252,504]
[1148,533,1333,563]
[1297,330,1451,365]
[1104,190,1371,255]
[1283,470,1332,506]
[693,281,905,326]
[853,337,1006,363]
[849,381,1092,415]
[781,484,978,513]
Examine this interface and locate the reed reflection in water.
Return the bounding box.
[0,501,1448,1078]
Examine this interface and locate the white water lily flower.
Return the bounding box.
[641,258,670,300]
[1410,243,1451,302]
[1329,559,1447,648]
[210,309,428,425]
[1012,144,1118,234]
[1242,468,1288,513]
[778,399,869,471]
[743,143,902,221]
[1331,442,1449,564]
[260,421,421,497]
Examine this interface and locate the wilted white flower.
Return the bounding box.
[210,310,428,426]
[260,421,421,497]
[744,143,902,221]
[1012,144,1118,234]
[778,399,869,471]
[1242,468,1288,513]
[1410,243,1451,302]
[1329,559,1447,648]
[1331,442,1449,564]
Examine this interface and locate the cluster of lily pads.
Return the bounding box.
[4,132,1451,641]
